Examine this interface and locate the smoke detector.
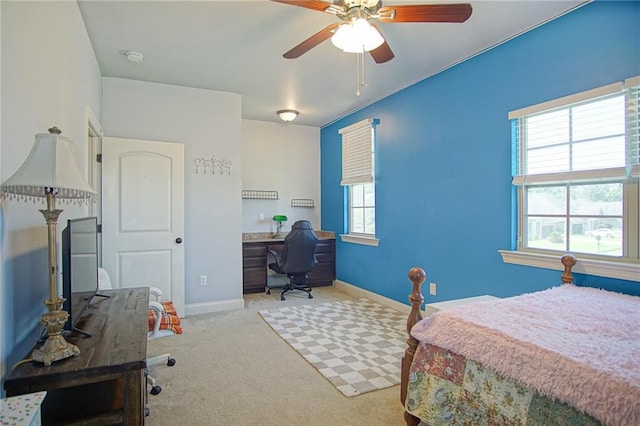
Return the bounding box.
[125,51,144,63]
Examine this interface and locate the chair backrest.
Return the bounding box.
[280,220,318,274]
[98,267,113,290]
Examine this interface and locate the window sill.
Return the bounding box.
[498,250,639,282]
[340,234,379,247]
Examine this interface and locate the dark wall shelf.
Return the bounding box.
[241,190,278,200]
[291,198,315,207]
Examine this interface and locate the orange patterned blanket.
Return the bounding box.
[148,301,183,334]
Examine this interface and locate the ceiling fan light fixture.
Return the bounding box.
[330,24,352,51]
[277,109,299,122]
[331,19,384,53]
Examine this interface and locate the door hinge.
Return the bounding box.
[97,224,102,233]
[96,153,102,163]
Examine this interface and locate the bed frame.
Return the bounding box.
[399,254,577,426]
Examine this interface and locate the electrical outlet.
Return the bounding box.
[200,275,207,286]
[259,213,265,221]
[429,282,437,296]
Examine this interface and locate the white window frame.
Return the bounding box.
[339,118,379,247]
[500,76,640,282]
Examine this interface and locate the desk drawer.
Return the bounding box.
[315,252,333,264]
[315,240,335,253]
[243,268,266,290]
[244,257,265,268]
[243,245,266,258]
[308,263,335,286]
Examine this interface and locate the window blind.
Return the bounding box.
[339,118,377,186]
[511,76,639,185]
[508,82,623,120]
[627,76,640,177]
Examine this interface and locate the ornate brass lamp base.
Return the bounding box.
[31,299,79,366]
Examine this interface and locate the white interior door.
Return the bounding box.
[102,137,185,316]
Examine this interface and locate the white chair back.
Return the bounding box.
[98,267,112,290]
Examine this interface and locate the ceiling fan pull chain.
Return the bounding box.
[356,52,361,96]
[356,50,367,97]
[361,49,366,89]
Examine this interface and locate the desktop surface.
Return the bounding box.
[4,287,149,425]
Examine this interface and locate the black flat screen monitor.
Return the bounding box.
[62,216,99,335]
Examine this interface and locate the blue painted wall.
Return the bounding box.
[321,1,640,304]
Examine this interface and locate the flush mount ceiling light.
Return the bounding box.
[277,109,299,122]
[125,51,144,63]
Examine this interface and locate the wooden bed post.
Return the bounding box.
[401,267,425,426]
[561,254,577,284]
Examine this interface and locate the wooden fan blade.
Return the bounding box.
[270,0,333,13]
[369,24,394,64]
[283,23,340,59]
[369,41,394,64]
[378,4,472,23]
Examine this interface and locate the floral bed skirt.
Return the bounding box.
[406,343,601,425]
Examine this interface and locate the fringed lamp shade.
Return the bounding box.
[0,127,94,365]
[1,127,95,202]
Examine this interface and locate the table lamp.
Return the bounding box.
[1,127,96,365]
[272,215,288,238]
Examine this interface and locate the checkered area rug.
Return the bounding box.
[258,298,407,397]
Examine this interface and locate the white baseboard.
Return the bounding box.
[333,280,412,314]
[184,298,245,316]
[182,283,417,317]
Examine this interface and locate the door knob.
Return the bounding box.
[175,237,183,244]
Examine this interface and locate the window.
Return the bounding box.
[501,76,640,280]
[339,118,379,246]
[349,183,375,235]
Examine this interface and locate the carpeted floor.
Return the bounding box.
[259,299,406,397]
[145,286,408,425]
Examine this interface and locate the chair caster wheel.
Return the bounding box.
[150,385,162,395]
[145,407,150,417]
[167,358,176,366]
[280,296,286,301]
[308,293,313,299]
[266,289,271,295]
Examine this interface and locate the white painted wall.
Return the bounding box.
[1,1,102,388]
[0,5,322,382]
[101,78,243,309]
[242,120,321,234]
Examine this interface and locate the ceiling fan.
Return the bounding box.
[271,0,472,64]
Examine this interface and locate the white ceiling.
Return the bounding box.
[77,0,587,127]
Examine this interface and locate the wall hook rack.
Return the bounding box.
[194,156,232,175]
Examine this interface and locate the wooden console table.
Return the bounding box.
[4,287,149,425]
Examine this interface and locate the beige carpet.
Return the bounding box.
[145,286,408,426]
[258,299,406,397]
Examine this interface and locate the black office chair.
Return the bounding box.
[267,220,318,301]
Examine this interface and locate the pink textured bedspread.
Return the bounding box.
[411,285,640,426]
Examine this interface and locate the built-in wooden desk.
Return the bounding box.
[4,287,149,425]
[242,233,336,294]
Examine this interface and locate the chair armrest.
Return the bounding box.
[267,247,283,265]
[148,300,165,335]
[267,248,281,258]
